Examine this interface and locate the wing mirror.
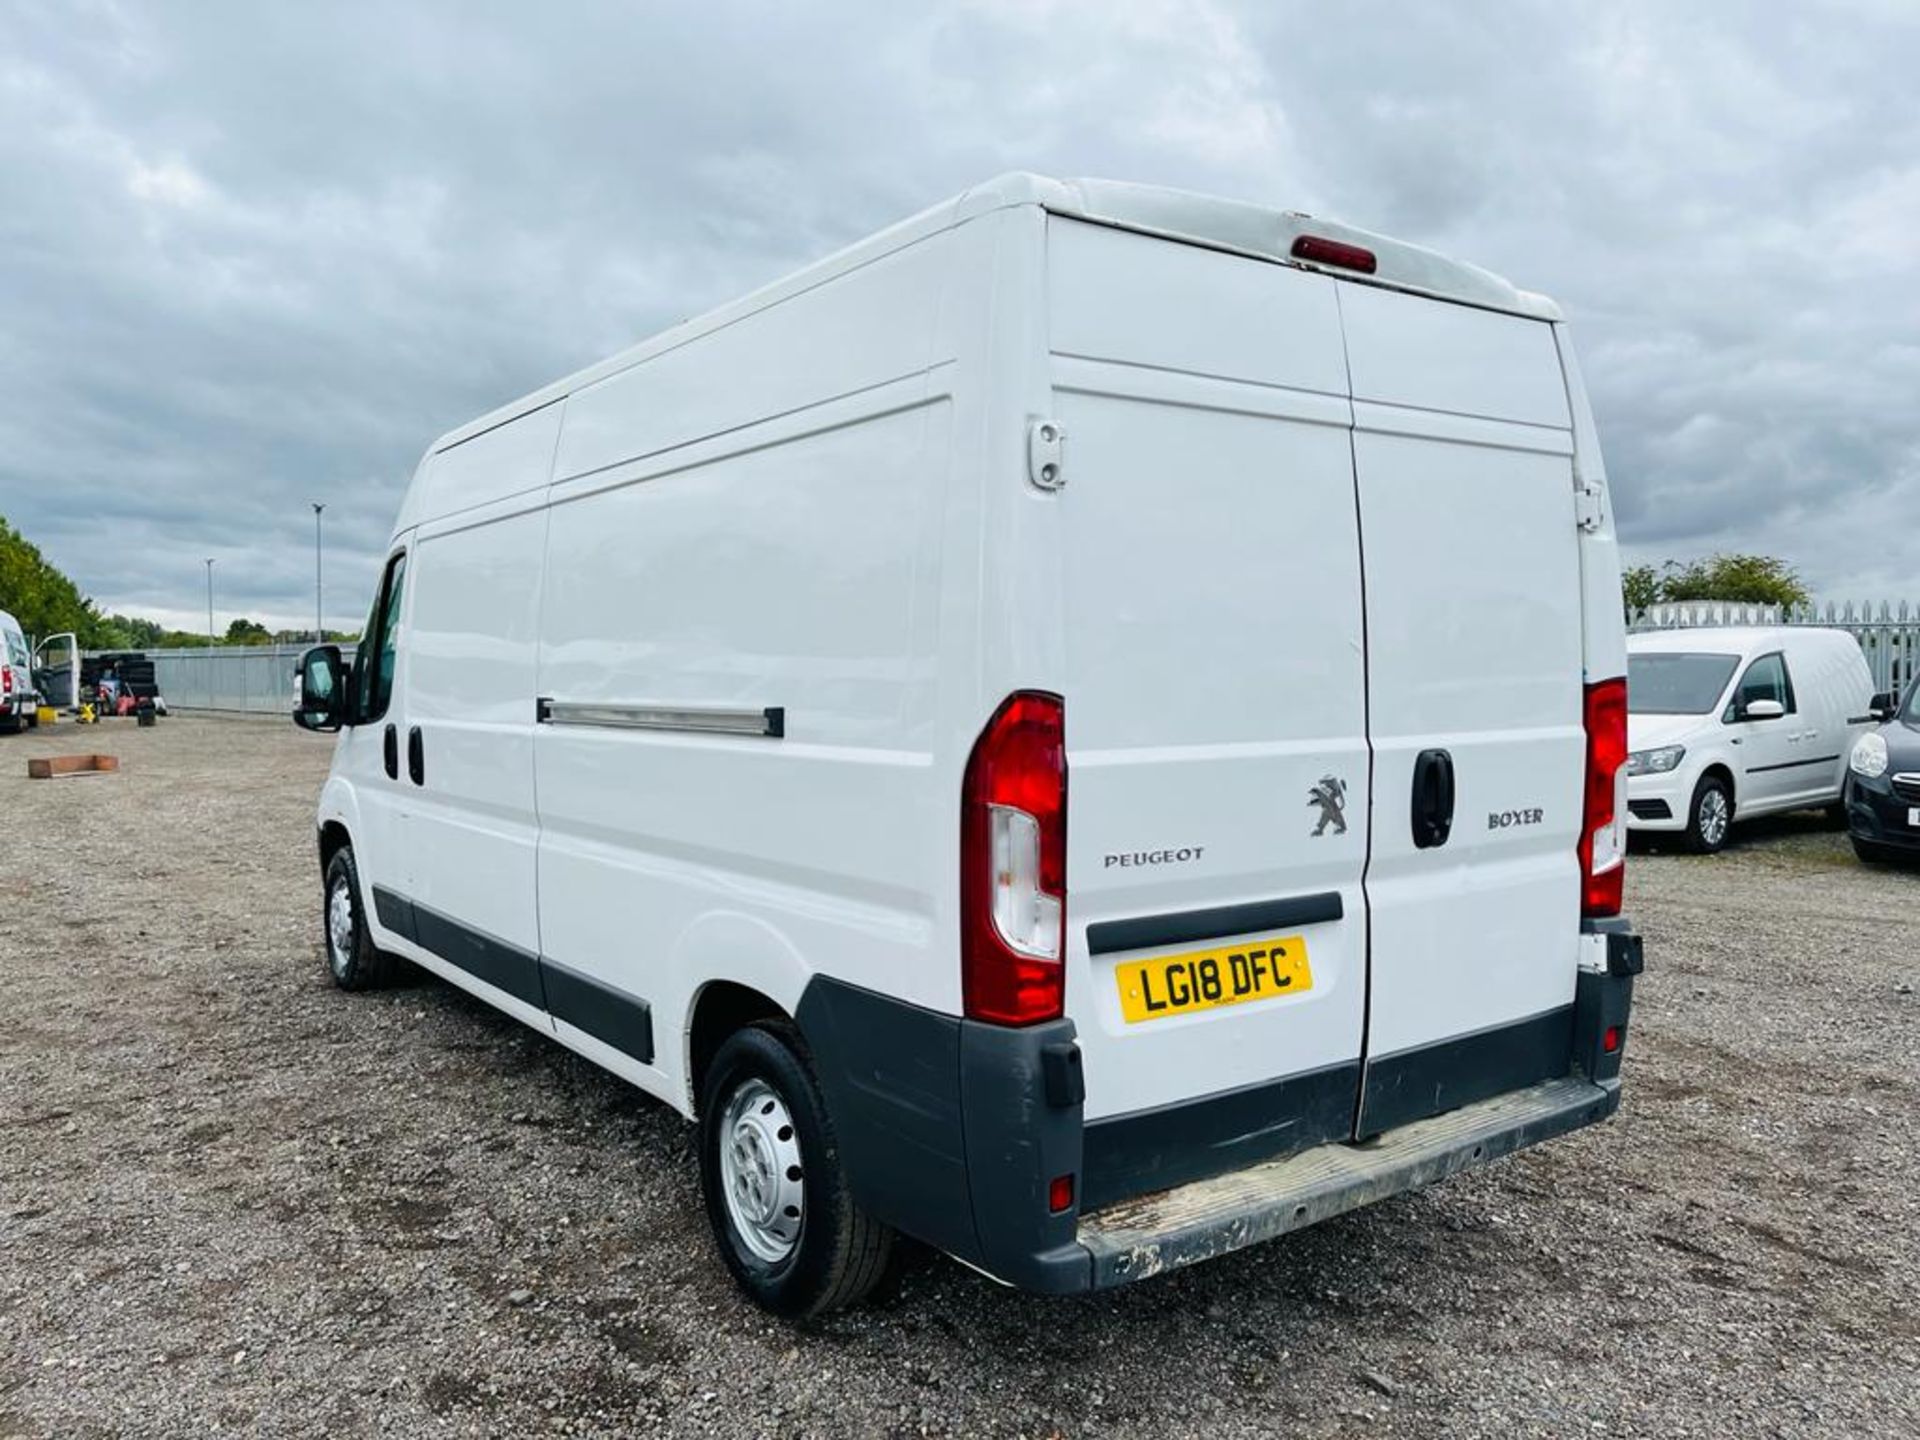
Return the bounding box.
[1743,698,1786,721]
[1868,691,1895,722]
[294,645,349,732]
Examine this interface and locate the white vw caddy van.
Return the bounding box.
[1626,627,1875,853]
[295,174,1642,1317]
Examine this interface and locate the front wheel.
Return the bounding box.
[698,1024,894,1318]
[1685,775,1733,854]
[322,846,395,990]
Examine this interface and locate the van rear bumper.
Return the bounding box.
[1077,1074,1616,1288]
[798,943,1635,1297]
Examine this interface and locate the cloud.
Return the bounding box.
[1,0,1916,632]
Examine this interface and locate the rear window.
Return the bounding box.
[4,629,26,667]
[1628,652,1739,715]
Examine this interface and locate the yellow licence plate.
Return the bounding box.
[1115,935,1312,1024]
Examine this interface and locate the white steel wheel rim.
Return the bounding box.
[719,1077,805,1265]
[1698,788,1730,847]
[326,876,355,976]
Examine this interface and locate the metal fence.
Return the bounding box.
[110,644,359,714]
[1631,600,1920,697]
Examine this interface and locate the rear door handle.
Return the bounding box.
[383,723,398,780]
[407,726,425,786]
[1411,748,1455,849]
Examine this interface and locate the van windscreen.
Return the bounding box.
[1627,652,1740,715]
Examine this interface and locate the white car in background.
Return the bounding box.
[0,608,42,733]
[1626,627,1875,853]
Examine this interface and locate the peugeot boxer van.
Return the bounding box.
[294,174,1642,1316]
[1626,627,1874,853]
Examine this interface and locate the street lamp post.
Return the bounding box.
[205,558,215,647]
[312,502,325,643]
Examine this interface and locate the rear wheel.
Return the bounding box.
[323,846,395,990]
[1685,775,1733,854]
[698,1023,894,1318]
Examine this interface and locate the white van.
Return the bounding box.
[294,174,1642,1316]
[1626,627,1875,852]
[0,609,41,733]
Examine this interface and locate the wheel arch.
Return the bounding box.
[1697,760,1737,813]
[688,981,790,1118]
[318,819,352,873]
[314,777,364,868]
[675,911,814,1116]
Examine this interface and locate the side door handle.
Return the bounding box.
[383,723,398,780]
[1411,748,1455,850]
[408,726,425,786]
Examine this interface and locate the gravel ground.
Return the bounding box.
[2,716,1916,1439]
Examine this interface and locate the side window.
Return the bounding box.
[1725,652,1793,720]
[354,551,408,723]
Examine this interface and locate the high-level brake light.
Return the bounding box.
[1580,678,1628,917]
[961,692,1067,1026]
[1290,235,1378,274]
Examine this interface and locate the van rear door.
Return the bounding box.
[1337,282,1586,1135]
[1048,221,1370,1207]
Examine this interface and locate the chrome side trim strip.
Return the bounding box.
[536,699,784,738]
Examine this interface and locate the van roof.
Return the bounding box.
[425,172,1561,458]
[1628,626,1853,659]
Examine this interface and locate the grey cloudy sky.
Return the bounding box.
[3,0,1917,633]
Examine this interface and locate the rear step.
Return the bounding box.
[1078,1075,1618,1287]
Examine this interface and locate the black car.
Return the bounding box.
[1845,678,1920,863]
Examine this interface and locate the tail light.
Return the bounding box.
[1579,677,1628,917]
[1,665,12,696]
[961,692,1067,1025]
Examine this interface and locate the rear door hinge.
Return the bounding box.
[1573,462,1605,532]
[1027,418,1066,491]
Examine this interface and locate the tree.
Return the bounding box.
[225,617,273,646]
[1623,553,1812,616]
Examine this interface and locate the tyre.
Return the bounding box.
[698,1023,895,1318]
[24,708,38,730]
[1685,775,1733,854]
[322,846,395,991]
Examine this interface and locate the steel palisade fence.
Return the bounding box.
[1630,600,1920,698]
